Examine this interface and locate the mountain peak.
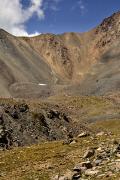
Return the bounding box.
[0,29,12,39]
[96,11,120,33]
[94,11,120,49]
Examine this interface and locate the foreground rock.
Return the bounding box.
[54,138,120,179]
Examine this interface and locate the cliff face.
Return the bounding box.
[0,11,120,97]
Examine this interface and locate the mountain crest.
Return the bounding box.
[96,11,120,33]
[94,11,120,49]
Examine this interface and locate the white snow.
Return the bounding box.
[38,83,47,86]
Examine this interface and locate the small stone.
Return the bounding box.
[81,161,92,169]
[105,171,114,178]
[96,132,105,136]
[115,159,120,162]
[116,153,120,158]
[97,174,105,178]
[83,148,95,158]
[112,139,119,145]
[116,144,120,151]
[11,110,19,119]
[78,132,90,138]
[19,104,29,112]
[73,164,82,172]
[97,147,103,152]
[59,176,68,180]
[70,140,77,145]
[73,161,92,173]
[72,172,81,180]
[85,169,99,176]
[52,175,59,180]
[94,159,102,166]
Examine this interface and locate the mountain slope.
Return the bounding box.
[0,30,60,97]
[0,11,120,97]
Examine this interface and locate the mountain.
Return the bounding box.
[0,11,120,180]
[0,11,120,97]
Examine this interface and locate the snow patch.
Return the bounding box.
[38,83,47,86]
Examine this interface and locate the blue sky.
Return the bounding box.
[0,0,120,36]
[25,0,120,34]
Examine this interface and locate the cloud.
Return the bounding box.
[26,32,41,37]
[0,0,44,36]
[72,0,86,15]
[43,0,62,12]
[78,0,86,14]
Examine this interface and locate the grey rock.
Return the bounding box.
[94,159,102,166]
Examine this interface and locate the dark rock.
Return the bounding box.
[0,130,13,149]
[81,161,93,169]
[112,139,119,145]
[10,110,19,119]
[68,131,73,139]
[47,110,60,119]
[73,161,92,172]
[116,144,120,151]
[72,172,81,180]
[19,104,29,112]
[62,114,70,122]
